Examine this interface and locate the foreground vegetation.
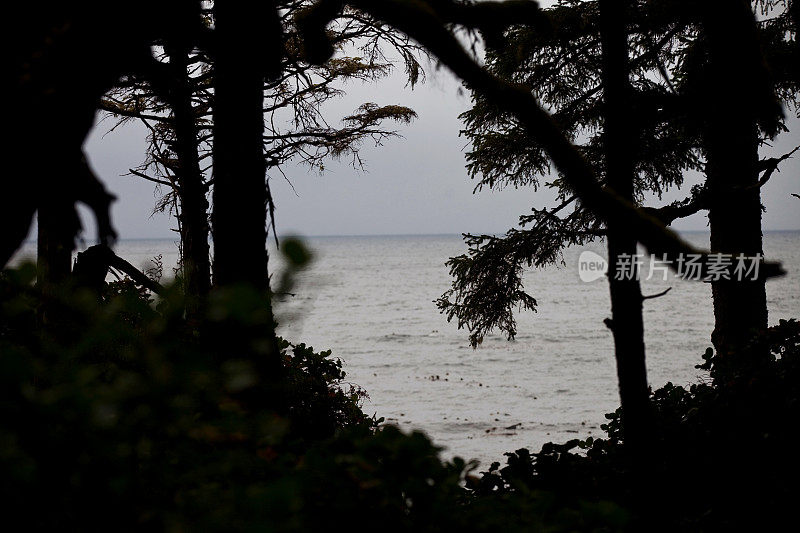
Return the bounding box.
[2,260,798,531]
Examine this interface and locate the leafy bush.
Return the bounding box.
[0,264,379,530]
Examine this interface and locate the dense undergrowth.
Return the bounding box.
[2,261,798,531]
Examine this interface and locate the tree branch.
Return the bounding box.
[642,287,672,300]
[643,186,708,226]
[127,168,175,188]
[753,144,800,189]
[300,0,784,279]
[107,251,166,296]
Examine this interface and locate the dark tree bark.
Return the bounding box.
[599,0,651,454]
[166,42,211,320]
[211,2,283,381]
[37,204,74,291]
[3,2,197,269]
[212,2,274,291]
[702,0,769,357]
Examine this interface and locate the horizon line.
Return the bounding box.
[20,228,800,244]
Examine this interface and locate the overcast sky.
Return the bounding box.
[75,60,799,241]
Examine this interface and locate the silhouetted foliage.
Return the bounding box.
[100,0,421,310]
[439,0,797,346]
[0,261,372,530]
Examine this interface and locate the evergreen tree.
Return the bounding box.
[437,0,797,357]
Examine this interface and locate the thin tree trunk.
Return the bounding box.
[599,0,651,455]
[702,0,768,357]
[166,43,211,321]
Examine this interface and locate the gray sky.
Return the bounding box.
[76,64,799,241]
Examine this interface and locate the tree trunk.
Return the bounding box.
[166,43,211,321]
[599,0,651,454]
[707,130,766,356]
[212,3,271,291]
[702,0,768,357]
[211,2,283,383]
[37,205,73,290]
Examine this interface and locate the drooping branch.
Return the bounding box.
[437,203,599,346]
[436,230,540,347]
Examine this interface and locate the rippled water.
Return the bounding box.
[11,232,800,466]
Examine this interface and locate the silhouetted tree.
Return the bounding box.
[101,1,420,320]
[295,0,788,452]
[699,0,779,356]
[598,0,651,456]
[3,2,209,270]
[166,38,212,319]
[437,0,705,346]
[212,0,277,292]
[210,0,284,381]
[436,0,796,357]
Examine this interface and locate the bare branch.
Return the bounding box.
[127,168,175,188]
[642,287,672,301]
[753,144,800,189]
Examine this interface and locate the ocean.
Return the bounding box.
[11,232,800,467]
